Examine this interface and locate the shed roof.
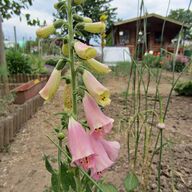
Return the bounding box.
[114,13,188,28]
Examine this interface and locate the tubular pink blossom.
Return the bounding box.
[68,117,95,170]
[83,70,111,107]
[83,92,114,137]
[39,68,61,101]
[90,136,114,180]
[100,139,120,162]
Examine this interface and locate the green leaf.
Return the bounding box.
[97,183,118,192]
[61,162,76,191]
[124,172,139,192]
[44,155,55,175]
[51,173,59,192]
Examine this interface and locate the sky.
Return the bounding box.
[2,0,191,42]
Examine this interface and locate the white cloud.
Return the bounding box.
[2,0,191,41]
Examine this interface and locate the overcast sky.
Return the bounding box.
[2,0,190,42]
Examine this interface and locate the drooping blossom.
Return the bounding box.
[74,41,97,60]
[83,92,113,137]
[100,139,120,162]
[39,68,61,101]
[86,58,111,74]
[90,136,114,180]
[82,70,111,107]
[68,117,95,170]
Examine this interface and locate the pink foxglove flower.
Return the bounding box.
[39,68,61,101]
[83,92,113,137]
[68,117,95,170]
[90,136,114,180]
[83,70,111,107]
[100,139,120,162]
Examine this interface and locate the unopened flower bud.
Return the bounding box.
[100,14,108,22]
[76,22,106,34]
[36,20,64,39]
[157,123,165,129]
[54,1,66,10]
[63,82,72,113]
[74,41,97,60]
[58,132,65,140]
[73,0,85,5]
[36,25,56,39]
[73,14,92,23]
[86,58,111,74]
[62,43,69,56]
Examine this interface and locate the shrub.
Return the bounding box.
[142,54,161,68]
[174,81,192,96]
[170,55,189,72]
[6,49,32,74]
[45,58,59,67]
[29,55,48,74]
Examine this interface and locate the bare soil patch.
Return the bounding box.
[0,72,192,192]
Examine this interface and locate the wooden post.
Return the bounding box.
[0,120,5,150]
[0,14,9,96]
[14,26,18,50]
[4,118,10,145]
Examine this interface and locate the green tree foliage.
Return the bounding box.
[168,9,192,39]
[54,0,117,44]
[0,0,40,25]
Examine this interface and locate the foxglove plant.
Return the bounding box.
[37,0,120,191]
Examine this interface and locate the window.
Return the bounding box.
[119,30,129,45]
[154,32,162,44]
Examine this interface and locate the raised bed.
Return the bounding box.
[11,79,47,104]
[0,95,44,151]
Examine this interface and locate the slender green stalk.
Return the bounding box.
[157,129,163,192]
[67,0,77,116]
[58,139,63,192]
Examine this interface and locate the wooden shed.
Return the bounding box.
[110,13,188,57]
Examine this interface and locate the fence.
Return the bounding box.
[0,74,49,84]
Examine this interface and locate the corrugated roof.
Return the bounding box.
[114,13,188,28]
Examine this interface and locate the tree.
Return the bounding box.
[0,0,34,95]
[168,9,192,39]
[54,0,117,44]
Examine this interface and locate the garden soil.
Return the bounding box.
[0,72,192,192]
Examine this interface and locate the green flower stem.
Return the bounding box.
[157,97,164,192]
[58,139,63,192]
[157,129,163,192]
[67,0,77,117]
